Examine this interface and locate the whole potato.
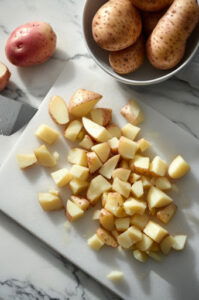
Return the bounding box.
[142,10,166,36]
[5,22,56,67]
[131,0,173,12]
[92,0,142,51]
[146,0,199,70]
[109,36,145,74]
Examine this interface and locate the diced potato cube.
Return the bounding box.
[69,179,88,195]
[133,250,148,263]
[99,154,120,179]
[38,192,63,211]
[97,227,118,247]
[106,123,121,138]
[160,235,175,255]
[143,221,168,243]
[121,100,144,125]
[99,209,115,231]
[141,176,151,189]
[108,137,119,153]
[112,168,131,182]
[49,95,69,125]
[136,234,153,251]
[34,144,56,167]
[91,142,110,163]
[150,156,168,177]
[105,192,125,217]
[172,235,187,250]
[82,117,112,142]
[93,209,101,220]
[67,148,87,167]
[90,107,112,126]
[147,251,163,262]
[101,192,109,207]
[112,177,131,198]
[119,159,129,169]
[87,152,102,173]
[35,124,59,144]
[121,123,140,141]
[118,136,138,160]
[16,153,37,169]
[124,198,147,216]
[51,168,72,187]
[115,217,130,232]
[66,199,84,221]
[131,180,144,198]
[131,214,149,230]
[79,134,94,150]
[117,230,134,249]
[64,120,83,142]
[127,226,142,243]
[71,195,90,211]
[147,186,173,209]
[156,203,177,224]
[107,271,124,281]
[70,164,89,181]
[129,173,141,184]
[155,177,171,190]
[133,155,150,174]
[87,234,104,250]
[168,155,190,179]
[137,138,151,152]
[87,175,111,204]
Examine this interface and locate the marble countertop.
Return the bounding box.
[0,1,199,299]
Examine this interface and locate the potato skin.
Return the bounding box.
[146,0,199,70]
[0,62,11,91]
[109,36,145,74]
[92,0,142,51]
[5,22,56,67]
[131,0,173,12]
[142,10,166,36]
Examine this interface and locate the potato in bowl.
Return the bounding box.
[83,0,199,85]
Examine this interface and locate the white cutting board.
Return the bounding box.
[0,61,199,300]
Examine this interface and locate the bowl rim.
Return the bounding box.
[82,0,199,86]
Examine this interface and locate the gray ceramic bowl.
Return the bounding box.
[83,0,199,85]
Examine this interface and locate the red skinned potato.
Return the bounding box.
[109,36,145,75]
[0,62,11,91]
[141,10,166,36]
[5,22,56,67]
[131,0,173,12]
[92,0,142,51]
[146,0,199,70]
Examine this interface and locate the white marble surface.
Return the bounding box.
[0,0,199,299]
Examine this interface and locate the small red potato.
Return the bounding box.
[92,0,142,51]
[109,36,145,75]
[5,22,57,67]
[0,62,11,91]
[131,0,173,12]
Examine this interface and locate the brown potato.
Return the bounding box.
[109,36,145,75]
[146,0,199,70]
[141,10,166,36]
[92,0,142,51]
[131,0,173,12]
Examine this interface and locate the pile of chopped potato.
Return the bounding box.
[16,88,190,263]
